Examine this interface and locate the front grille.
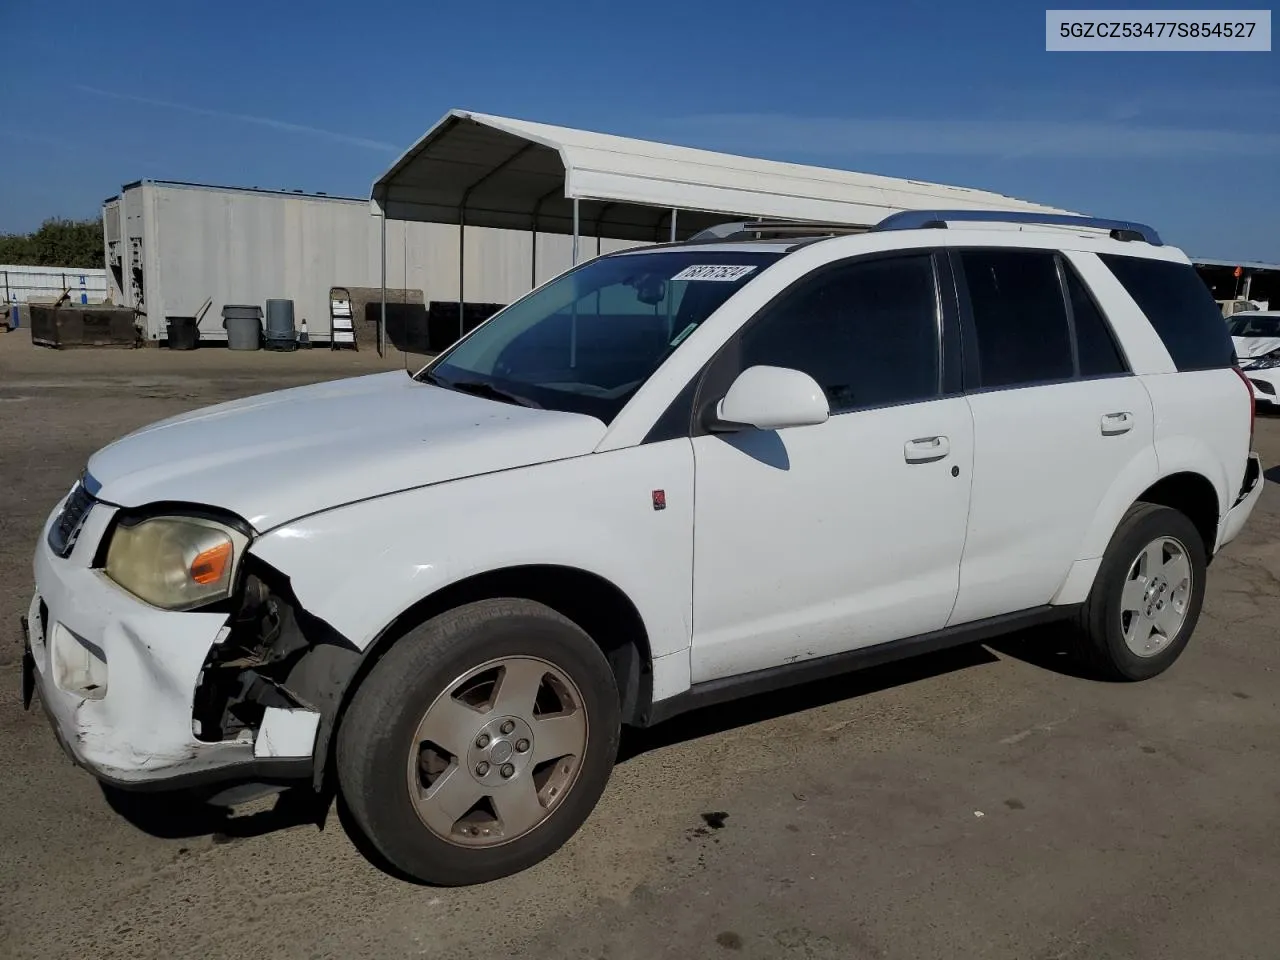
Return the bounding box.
[1249,378,1276,396]
[47,481,95,558]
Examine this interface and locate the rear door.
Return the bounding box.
[948,248,1156,626]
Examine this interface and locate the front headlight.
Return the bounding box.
[104,516,248,610]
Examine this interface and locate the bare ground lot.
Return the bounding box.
[2,332,1279,960]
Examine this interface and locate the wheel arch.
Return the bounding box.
[310,563,654,790]
[1134,471,1221,558]
[1056,459,1222,607]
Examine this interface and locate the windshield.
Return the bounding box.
[1228,315,1280,338]
[419,249,782,422]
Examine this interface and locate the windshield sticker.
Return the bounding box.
[669,322,698,347]
[670,264,758,282]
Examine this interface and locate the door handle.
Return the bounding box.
[1101,412,1134,436]
[904,436,950,463]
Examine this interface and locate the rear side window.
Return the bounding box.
[959,250,1074,388]
[1064,264,1128,377]
[1099,254,1234,371]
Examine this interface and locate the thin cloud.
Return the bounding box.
[75,85,397,152]
[666,114,1280,161]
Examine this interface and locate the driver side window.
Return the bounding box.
[737,253,942,414]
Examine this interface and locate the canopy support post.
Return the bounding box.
[530,229,537,290]
[450,140,536,321]
[379,211,387,357]
[572,198,580,265]
[592,202,616,263]
[569,197,582,369]
[457,210,465,344]
[670,208,678,242]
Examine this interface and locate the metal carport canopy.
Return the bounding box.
[370,109,1073,241]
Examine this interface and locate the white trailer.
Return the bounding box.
[103,180,633,343]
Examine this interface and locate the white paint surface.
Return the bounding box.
[31,220,1264,787]
[690,397,975,681]
[254,708,321,759]
[86,370,606,532]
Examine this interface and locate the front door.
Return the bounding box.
[689,252,975,682]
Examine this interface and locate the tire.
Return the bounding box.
[336,598,621,885]
[1074,502,1208,681]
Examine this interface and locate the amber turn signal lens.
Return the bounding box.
[105,516,245,610]
[190,541,233,585]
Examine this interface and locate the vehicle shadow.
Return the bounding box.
[100,776,428,884]
[618,641,1000,763]
[99,780,331,842]
[982,621,1100,681]
[1265,465,1280,485]
[98,625,1084,869]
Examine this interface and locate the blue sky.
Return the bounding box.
[2,0,1276,260]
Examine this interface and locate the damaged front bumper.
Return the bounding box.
[26,496,317,793]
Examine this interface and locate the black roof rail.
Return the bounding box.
[874,210,1163,246]
[687,219,871,243]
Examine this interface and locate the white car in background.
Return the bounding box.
[1230,311,1280,408]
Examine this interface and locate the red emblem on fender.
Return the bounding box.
[652,489,666,511]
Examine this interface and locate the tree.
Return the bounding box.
[0,218,103,268]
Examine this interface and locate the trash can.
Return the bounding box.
[222,304,263,351]
[166,316,200,350]
[264,298,296,351]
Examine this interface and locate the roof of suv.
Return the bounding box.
[607,230,1176,263]
[611,240,801,256]
[606,210,1178,262]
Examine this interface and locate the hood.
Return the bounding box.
[1232,336,1280,359]
[87,371,607,531]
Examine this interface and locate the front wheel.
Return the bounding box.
[1074,502,1207,681]
[336,599,620,885]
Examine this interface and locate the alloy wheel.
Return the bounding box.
[1120,536,1193,658]
[404,656,588,847]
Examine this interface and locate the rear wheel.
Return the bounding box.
[1075,502,1207,681]
[336,599,620,885]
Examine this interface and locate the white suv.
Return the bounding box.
[24,210,1262,885]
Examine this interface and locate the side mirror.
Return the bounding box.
[709,365,830,432]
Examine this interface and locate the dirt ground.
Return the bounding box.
[2,331,1279,960]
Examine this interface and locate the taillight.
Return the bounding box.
[1232,365,1255,447]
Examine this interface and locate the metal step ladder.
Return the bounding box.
[329,287,357,350]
